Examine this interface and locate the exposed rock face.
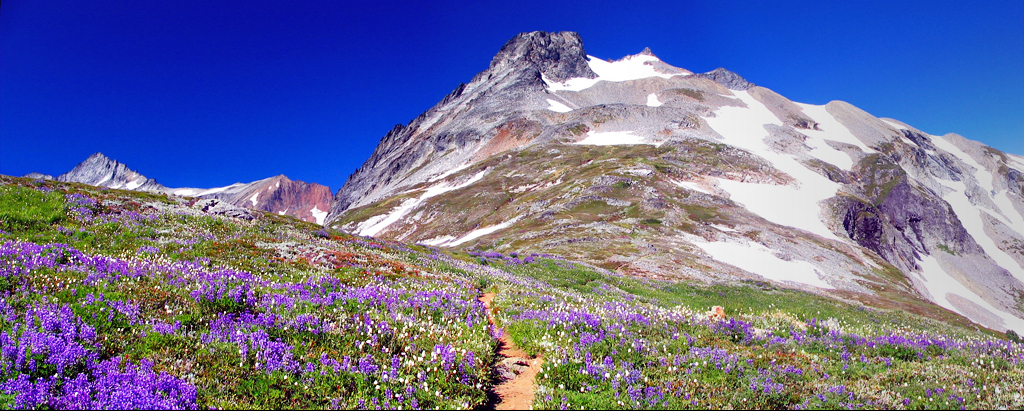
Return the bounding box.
[198,175,333,224]
[695,68,754,90]
[488,31,597,83]
[326,31,596,222]
[326,31,1024,331]
[192,198,255,221]
[22,172,53,180]
[57,153,167,192]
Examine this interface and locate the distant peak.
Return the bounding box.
[695,68,754,90]
[638,47,656,57]
[87,152,113,162]
[489,31,597,82]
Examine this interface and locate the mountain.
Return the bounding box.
[57,152,168,192]
[326,31,1024,332]
[52,153,333,224]
[22,172,53,180]
[172,175,333,225]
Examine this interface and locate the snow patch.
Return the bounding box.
[935,178,1024,281]
[449,218,521,247]
[546,99,573,113]
[705,91,842,241]
[174,189,199,196]
[690,237,833,289]
[249,193,259,207]
[429,162,473,183]
[199,183,244,196]
[310,206,327,225]
[574,131,656,146]
[673,180,711,195]
[646,93,662,107]
[1007,154,1024,171]
[420,235,457,247]
[124,179,144,190]
[916,255,1024,331]
[356,170,488,237]
[881,119,908,130]
[710,224,736,233]
[796,103,875,170]
[545,54,682,92]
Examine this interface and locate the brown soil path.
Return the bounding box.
[479,292,543,410]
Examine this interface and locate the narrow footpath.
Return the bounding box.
[479,292,543,410]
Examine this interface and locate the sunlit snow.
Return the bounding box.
[672,180,711,195]
[916,255,1024,331]
[448,218,520,246]
[690,237,833,289]
[357,171,487,237]
[546,99,573,113]
[574,131,654,146]
[545,54,681,92]
[124,179,144,190]
[935,178,1024,282]
[881,119,908,131]
[249,193,259,207]
[646,93,662,107]
[796,103,875,170]
[704,90,842,241]
[310,206,327,225]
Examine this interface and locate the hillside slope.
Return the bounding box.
[327,31,1024,332]
[2,175,1023,409]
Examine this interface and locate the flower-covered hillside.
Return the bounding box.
[0,175,1022,409]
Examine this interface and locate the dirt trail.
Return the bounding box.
[479,292,543,410]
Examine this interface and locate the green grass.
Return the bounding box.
[0,185,65,231]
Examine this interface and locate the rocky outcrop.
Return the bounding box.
[695,68,754,90]
[487,31,596,83]
[22,172,53,180]
[200,175,333,224]
[57,153,167,192]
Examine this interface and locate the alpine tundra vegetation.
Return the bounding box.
[3,30,1024,410]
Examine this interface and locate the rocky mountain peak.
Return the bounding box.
[57,152,167,192]
[695,67,754,90]
[488,31,597,82]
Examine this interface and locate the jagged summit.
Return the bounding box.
[50,153,333,224]
[326,31,1024,331]
[695,67,754,90]
[57,152,167,192]
[487,31,597,83]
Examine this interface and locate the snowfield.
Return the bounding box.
[544,54,682,92]
[704,90,842,241]
[689,236,834,289]
[574,131,656,146]
[356,170,487,237]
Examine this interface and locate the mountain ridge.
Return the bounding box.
[40,152,333,225]
[324,30,1024,332]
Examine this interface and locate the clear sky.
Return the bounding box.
[2,0,1022,191]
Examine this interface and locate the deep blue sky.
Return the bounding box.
[3,0,1022,191]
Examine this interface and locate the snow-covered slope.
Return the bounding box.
[328,31,1024,332]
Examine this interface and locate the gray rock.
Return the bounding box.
[57,153,167,192]
[22,172,53,180]
[695,68,754,90]
[192,199,255,221]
